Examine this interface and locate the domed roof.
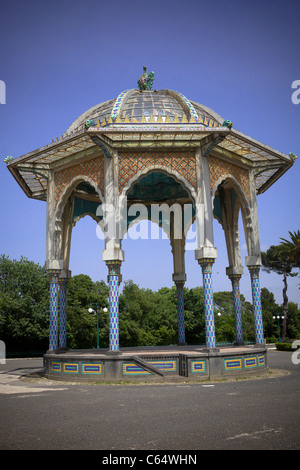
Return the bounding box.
[67,89,224,133]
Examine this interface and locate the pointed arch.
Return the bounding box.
[55,175,103,223]
[119,168,196,241]
[211,174,253,266]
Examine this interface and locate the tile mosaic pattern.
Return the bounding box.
[258,355,265,366]
[51,362,61,372]
[111,90,129,120]
[63,363,79,374]
[199,258,216,348]
[248,266,264,344]
[244,356,257,368]
[122,360,177,375]
[59,278,68,348]
[82,363,103,374]
[191,360,206,373]
[106,260,122,351]
[208,155,250,201]
[51,361,103,375]
[176,92,199,122]
[123,363,151,375]
[224,358,242,370]
[175,281,186,344]
[229,274,244,343]
[224,354,266,371]
[150,360,177,372]
[54,156,104,207]
[118,151,196,193]
[48,270,60,350]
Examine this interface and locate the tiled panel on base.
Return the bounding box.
[50,360,103,376]
[123,363,152,376]
[224,353,267,373]
[141,356,178,374]
[63,362,79,374]
[122,359,178,376]
[258,355,266,367]
[191,360,207,374]
[51,361,62,373]
[44,348,267,382]
[82,363,103,375]
[224,357,243,371]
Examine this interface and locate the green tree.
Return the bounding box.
[213,291,236,343]
[260,287,279,340]
[0,255,49,351]
[285,302,300,339]
[280,230,300,289]
[183,287,206,344]
[119,281,177,346]
[280,230,300,268]
[261,245,297,340]
[67,274,109,349]
[240,296,255,342]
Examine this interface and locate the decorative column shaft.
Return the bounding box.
[48,269,61,350]
[174,280,186,345]
[106,260,121,352]
[59,278,68,348]
[248,265,264,344]
[198,258,216,348]
[229,274,244,344]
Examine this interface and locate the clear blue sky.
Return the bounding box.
[0,0,299,307]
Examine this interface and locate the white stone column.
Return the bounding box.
[194,146,218,349]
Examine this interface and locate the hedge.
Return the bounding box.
[275,342,300,351]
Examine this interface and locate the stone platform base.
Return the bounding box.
[43,344,268,383]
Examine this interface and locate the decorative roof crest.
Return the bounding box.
[137,66,155,91]
[3,155,14,164]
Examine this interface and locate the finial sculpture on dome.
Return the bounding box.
[137,66,155,91]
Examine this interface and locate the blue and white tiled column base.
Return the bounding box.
[48,269,61,350]
[59,278,68,348]
[175,280,186,344]
[229,274,244,344]
[106,260,121,352]
[248,266,264,344]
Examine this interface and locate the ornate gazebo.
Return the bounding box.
[5,69,296,381]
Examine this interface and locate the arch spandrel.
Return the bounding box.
[54,155,105,209]
[118,151,197,197]
[208,155,250,203]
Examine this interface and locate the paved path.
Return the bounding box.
[0,350,299,450]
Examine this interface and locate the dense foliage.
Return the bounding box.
[261,230,300,340]
[0,255,49,350]
[0,254,299,353]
